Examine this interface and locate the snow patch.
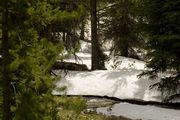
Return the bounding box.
[105,56,146,70]
[64,52,146,70]
[53,70,162,102]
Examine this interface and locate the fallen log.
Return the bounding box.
[60,95,180,109]
[52,61,89,71]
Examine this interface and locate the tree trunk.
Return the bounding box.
[121,42,129,57]
[2,1,12,120]
[90,0,102,70]
[80,20,85,40]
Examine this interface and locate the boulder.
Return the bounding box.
[52,61,88,71]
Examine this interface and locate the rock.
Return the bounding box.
[52,61,89,71]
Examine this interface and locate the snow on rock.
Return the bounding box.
[97,102,180,120]
[53,70,162,102]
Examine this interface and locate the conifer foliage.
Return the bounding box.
[0,0,85,120]
[102,0,144,58]
[139,0,180,102]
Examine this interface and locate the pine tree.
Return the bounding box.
[45,0,86,53]
[1,0,11,119]
[102,0,144,58]
[0,0,85,119]
[139,0,180,102]
[91,0,106,70]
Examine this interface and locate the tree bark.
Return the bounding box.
[121,42,129,57]
[80,20,85,40]
[90,0,102,70]
[2,1,12,120]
